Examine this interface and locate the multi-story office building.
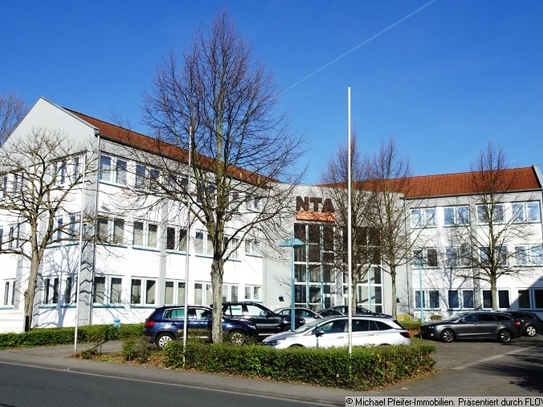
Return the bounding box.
[1,97,542,332]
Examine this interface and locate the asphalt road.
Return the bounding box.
[0,334,541,406]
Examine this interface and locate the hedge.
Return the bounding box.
[163,341,436,391]
[0,323,144,350]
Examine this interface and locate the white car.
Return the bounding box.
[262,315,411,349]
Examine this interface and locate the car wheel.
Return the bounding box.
[289,344,304,348]
[227,330,247,345]
[156,333,174,349]
[440,329,455,343]
[498,329,512,343]
[525,325,537,337]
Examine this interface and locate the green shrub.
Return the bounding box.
[163,342,436,391]
[122,337,151,363]
[0,323,144,350]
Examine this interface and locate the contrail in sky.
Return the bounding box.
[282,0,438,93]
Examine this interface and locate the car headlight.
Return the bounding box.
[264,338,285,346]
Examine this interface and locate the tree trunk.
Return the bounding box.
[23,251,41,331]
[211,261,224,343]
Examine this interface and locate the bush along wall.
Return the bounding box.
[163,341,436,391]
[0,323,144,350]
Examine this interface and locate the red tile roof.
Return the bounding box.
[402,167,541,198]
[325,167,541,198]
[66,108,271,185]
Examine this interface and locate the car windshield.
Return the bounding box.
[293,317,328,333]
[442,313,468,322]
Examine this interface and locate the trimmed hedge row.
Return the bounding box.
[0,323,144,350]
[163,341,436,391]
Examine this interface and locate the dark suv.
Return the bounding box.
[222,301,304,339]
[420,311,522,343]
[143,305,259,348]
[505,311,543,337]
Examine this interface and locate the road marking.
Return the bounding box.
[452,346,533,370]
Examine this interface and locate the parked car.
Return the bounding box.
[143,305,259,348]
[505,311,543,337]
[262,315,411,349]
[318,305,392,318]
[275,307,322,324]
[420,311,522,343]
[222,301,305,339]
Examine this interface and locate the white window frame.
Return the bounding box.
[130,278,156,305]
[512,201,541,223]
[476,203,505,224]
[164,280,185,305]
[515,245,543,266]
[444,205,470,226]
[3,280,15,306]
[244,285,261,301]
[43,277,59,304]
[194,282,212,306]
[411,207,436,228]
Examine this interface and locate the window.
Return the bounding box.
[445,247,471,268]
[194,231,204,254]
[222,284,239,302]
[448,290,459,309]
[194,282,212,306]
[515,245,543,266]
[512,201,541,223]
[413,248,437,267]
[99,155,111,181]
[135,164,146,188]
[245,194,260,211]
[245,239,260,256]
[164,281,185,305]
[0,228,3,250]
[429,290,439,308]
[518,289,530,308]
[97,218,108,241]
[93,276,106,304]
[3,280,15,306]
[477,204,504,224]
[482,289,510,309]
[166,228,189,251]
[110,278,122,303]
[444,206,469,226]
[55,217,63,242]
[92,276,121,304]
[224,237,239,259]
[459,290,472,308]
[480,246,507,266]
[206,234,213,256]
[43,277,59,304]
[68,214,79,241]
[414,291,425,309]
[64,276,74,304]
[130,278,156,305]
[148,223,158,248]
[72,156,81,183]
[97,218,124,244]
[54,161,67,185]
[411,208,436,228]
[244,285,261,301]
[133,222,144,246]
[115,159,127,185]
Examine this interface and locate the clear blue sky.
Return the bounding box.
[2,1,542,184]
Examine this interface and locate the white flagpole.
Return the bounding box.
[347,88,353,355]
[182,126,193,364]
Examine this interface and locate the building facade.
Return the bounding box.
[1,98,542,333]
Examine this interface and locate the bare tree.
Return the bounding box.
[0,129,94,330]
[321,134,380,312]
[135,11,304,343]
[363,138,422,317]
[452,143,535,310]
[0,92,27,145]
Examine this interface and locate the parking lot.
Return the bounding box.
[371,334,543,396]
